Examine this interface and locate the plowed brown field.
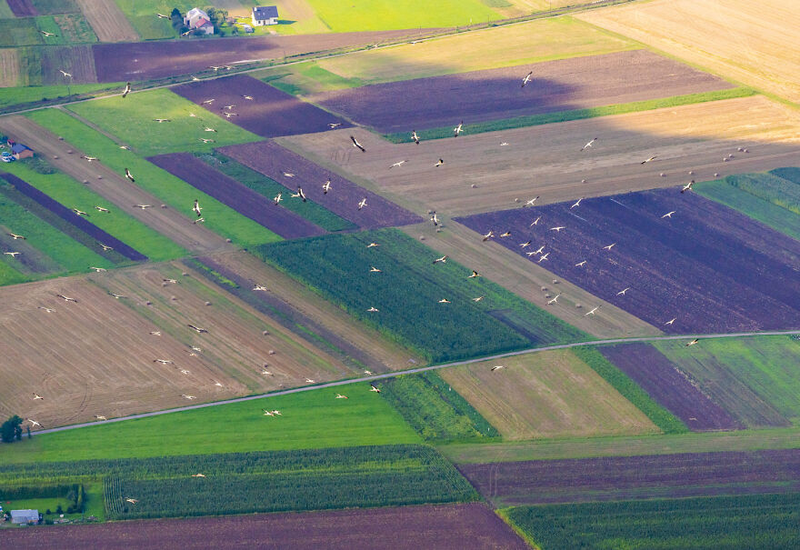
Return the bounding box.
[284,96,800,217]
[75,0,138,43]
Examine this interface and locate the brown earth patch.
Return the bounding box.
[75,0,138,42]
[40,45,97,85]
[0,48,19,87]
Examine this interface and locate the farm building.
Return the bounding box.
[185,8,215,35]
[8,140,33,160]
[252,6,279,26]
[10,510,40,524]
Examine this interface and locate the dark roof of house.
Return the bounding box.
[253,6,279,19]
[10,143,30,154]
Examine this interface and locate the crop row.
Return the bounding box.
[504,492,800,549]
[254,229,586,362]
[379,372,499,441]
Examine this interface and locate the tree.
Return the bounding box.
[1,415,23,443]
[204,7,228,31]
[170,7,187,34]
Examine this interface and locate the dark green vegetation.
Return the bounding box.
[503,493,800,549]
[726,169,800,215]
[197,152,356,232]
[1,414,23,443]
[383,88,756,142]
[24,109,278,247]
[0,383,419,465]
[0,84,118,112]
[572,347,688,434]
[255,229,587,363]
[379,372,499,441]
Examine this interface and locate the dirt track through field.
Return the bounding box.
[286,96,800,217]
[75,0,139,42]
[0,115,231,253]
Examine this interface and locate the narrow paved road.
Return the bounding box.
[34,329,800,436]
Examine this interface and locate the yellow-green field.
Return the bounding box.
[438,350,660,440]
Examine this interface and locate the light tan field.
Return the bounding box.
[0,262,351,429]
[402,221,659,338]
[75,0,139,42]
[439,350,660,440]
[316,16,635,84]
[579,0,800,104]
[496,0,602,18]
[202,250,425,371]
[0,49,19,87]
[284,95,800,217]
[0,115,230,254]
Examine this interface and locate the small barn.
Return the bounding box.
[11,510,40,524]
[8,140,33,160]
[252,6,279,26]
[185,7,215,34]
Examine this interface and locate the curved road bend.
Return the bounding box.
[32,329,800,436]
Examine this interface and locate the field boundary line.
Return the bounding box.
[26,329,800,436]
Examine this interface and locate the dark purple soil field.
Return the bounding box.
[218,141,422,229]
[0,503,526,550]
[0,173,146,262]
[148,153,326,239]
[172,74,350,138]
[314,50,734,133]
[459,449,800,505]
[7,0,37,17]
[456,188,800,333]
[599,343,743,431]
[93,29,435,82]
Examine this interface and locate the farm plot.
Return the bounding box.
[13,110,263,250]
[75,0,138,42]
[284,96,800,217]
[254,229,586,363]
[40,45,97,84]
[0,48,18,87]
[579,0,800,104]
[456,188,800,334]
[0,503,527,550]
[460,449,800,506]
[218,140,422,229]
[654,336,800,427]
[1,172,146,262]
[1,157,185,262]
[92,29,434,82]
[31,0,80,14]
[7,0,36,17]
[193,249,423,372]
[314,50,734,134]
[172,74,351,138]
[505,492,800,550]
[149,152,323,239]
[66,89,260,157]
[438,350,660,441]
[0,17,41,46]
[0,383,419,464]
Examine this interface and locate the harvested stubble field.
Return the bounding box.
[600,344,745,432]
[195,250,423,371]
[75,0,138,42]
[437,350,660,441]
[219,140,422,229]
[506,492,800,550]
[654,336,800,428]
[460,449,800,506]
[579,0,800,104]
[314,50,733,133]
[457,189,800,334]
[284,96,800,217]
[92,29,435,82]
[149,153,325,239]
[0,503,526,550]
[172,74,351,138]
[14,110,261,250]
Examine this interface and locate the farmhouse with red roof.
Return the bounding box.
[185,7,215,35]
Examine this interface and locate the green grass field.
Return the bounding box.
[308,0,501,32]
[255,228,587,363]
[32,0,81,14]
[0,84,118,112]
[378,371,499,441]
[66,89,261,157]
[0,1,14,18]
[654,336,800,428]
[503,493,800,550]
[0,255,29,286]
[384,88,757,142]
[0,382,420,465]
[0,18,42,47]
[199,151,356,232]
[114,0,191,40]
[705,169,800,218]
[53,13,98,44]
[697,178,800,241]
[261,62,365,96]
[1,159,187,262]
[26,109,279,247]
